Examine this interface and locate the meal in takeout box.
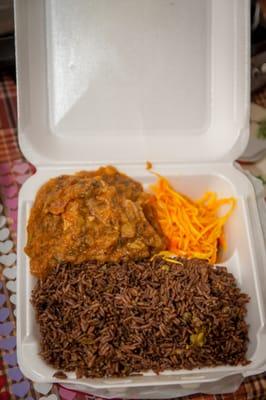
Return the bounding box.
[25,165,250,378]
[15,0,266,395]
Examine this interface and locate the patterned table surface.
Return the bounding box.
[0,71,266,400]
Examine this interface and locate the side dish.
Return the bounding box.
[32,257,249,378]
[149,174,236,263]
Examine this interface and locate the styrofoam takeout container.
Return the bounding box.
[15,0,266,398]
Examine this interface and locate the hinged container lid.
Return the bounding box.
[15,0,250,166]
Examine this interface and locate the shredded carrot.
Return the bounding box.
[149,175,236,264]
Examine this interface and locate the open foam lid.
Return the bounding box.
[15,0,250,166]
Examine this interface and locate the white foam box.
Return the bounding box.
[15,0,266,398]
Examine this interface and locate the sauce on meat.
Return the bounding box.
[25,166,166,278]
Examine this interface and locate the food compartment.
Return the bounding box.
[17,165,266,387]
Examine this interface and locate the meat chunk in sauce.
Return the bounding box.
[25,166,166,278]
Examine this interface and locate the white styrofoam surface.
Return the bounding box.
[15,0,249,165]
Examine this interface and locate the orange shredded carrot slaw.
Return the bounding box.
[149,175,236,264]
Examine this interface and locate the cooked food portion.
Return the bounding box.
[25,166,165,278]
[149,174,236,263]
[32,258,249,378]
[27,165,249,378]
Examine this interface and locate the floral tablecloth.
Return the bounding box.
[0,71,266,399]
